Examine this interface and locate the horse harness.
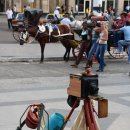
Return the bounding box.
[20,23,73,43]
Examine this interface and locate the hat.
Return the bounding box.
[56,6,60,9]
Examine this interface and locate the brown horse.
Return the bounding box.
[19,24,74,62]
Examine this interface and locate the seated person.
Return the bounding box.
[112,12,128,29]
[116,21,130,63]
[112,12,128,44]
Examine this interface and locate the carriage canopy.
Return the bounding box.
[24,8,43,26]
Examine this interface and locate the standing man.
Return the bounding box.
[75,4,78,16]
[6,7,13,30]
[85,8,89,19]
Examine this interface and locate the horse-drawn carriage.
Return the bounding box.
[14,11,128,62]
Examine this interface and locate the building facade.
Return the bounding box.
[0,0,129,14]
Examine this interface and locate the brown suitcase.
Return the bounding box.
[98,99,108,118]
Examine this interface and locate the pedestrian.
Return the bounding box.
[85,8,89,19]
[95,22,108,72]
[61,4,65,14]
[54,6,61,24]
[86,22,101,67]
[75,5,78,16]
[6,7,13,30]
[107,6,114,20]
[61,13,71,27]
[13,4,17,18]
[23,5,26,12]
[117,21,130,63]
[70,6,74,18]
[71,22,92,67]
[125,5,130,13]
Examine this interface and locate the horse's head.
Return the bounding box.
[19,28,29,45]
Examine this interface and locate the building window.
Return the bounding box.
[124,1,130,11]
[107,0,113,8]
[75,0,84,12]
[78,0,84,12]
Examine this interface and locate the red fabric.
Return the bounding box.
[91,16,105,21]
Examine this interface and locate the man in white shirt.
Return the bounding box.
[6,8,13,29]
[61,13,71,27]
[54,6,60,23]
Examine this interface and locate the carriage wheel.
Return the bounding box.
[12,29,20,42]
[108,46,128,59]
[72,44,87,59]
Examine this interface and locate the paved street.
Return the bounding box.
[0,15,130,130]
[0,60,130,130]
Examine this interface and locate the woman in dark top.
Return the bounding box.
[71,22,92,67]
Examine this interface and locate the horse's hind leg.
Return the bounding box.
[66,47,71,62]
[40,43,45,63]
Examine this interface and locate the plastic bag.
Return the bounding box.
[71,106,89,130]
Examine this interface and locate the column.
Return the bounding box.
[115,0,124,15]
[105,0,107,11]
[118,0,124,14]
[42,0,49,13]
[68,0,75,13]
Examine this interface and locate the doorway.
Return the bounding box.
[102,1,105,12]
[85,1,89,10]
[0,0,5,12]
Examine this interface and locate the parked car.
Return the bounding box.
[45,13,65,24]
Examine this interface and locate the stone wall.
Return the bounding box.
[118,0,124,14]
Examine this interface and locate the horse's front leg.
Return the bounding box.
[40,43,45,63]
[64,50,67,61]
[64,47,71,62]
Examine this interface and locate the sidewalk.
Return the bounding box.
[0,43,74,62]
[0,15,6,23]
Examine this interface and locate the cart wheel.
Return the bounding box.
[13,29,20,42]
[108,47,127,59]
[72,44,87,59]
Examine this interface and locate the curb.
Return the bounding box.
[0,55,126,63]
[0,57,76,63]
